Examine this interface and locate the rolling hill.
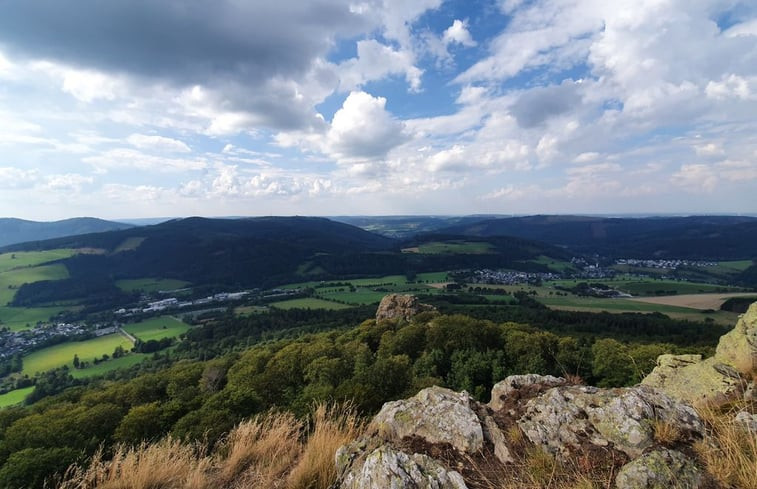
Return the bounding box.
[0,217,133,247]
[439,215,757,260]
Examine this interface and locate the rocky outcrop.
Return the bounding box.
[376,294,437,321]
[333,376,707,489]
[642,302,757,406]
[518,384,702,459]
[614,449,702,489]
[373,387,483,454]
[336,443,468,489]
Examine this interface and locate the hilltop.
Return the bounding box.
[0,217,133,248]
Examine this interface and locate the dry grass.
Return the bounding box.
[58,403,364,489]
[695,403,757,489]
[652,419,683,446]
[59,438,212,489]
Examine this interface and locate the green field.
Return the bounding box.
[0,249,76,273]
[0,387,34,408]
[530,256,577,273]
[123,316,190,342]
[235,305,269,316]
[546,278,743,296]
[413,241,494,254]
[0,263,70,306]
[70,354,149,379]
[281,271,450,290]
[22,334,133,376]
[113,237,146,253]
[116,278,191,293]
[270,298,351,310]
[0,306,71,332]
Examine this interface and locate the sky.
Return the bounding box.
[0,0,756,220]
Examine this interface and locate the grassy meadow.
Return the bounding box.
[0,263,69,306]
[69,353,149,379]
[123,316,191,342]
[116,278,191,293]
[21,334,133,376]
[0,387,34,408]
[270,298,351,310]
[0,305,71,332]
[0,249,77,273]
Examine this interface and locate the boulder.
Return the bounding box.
[517,385,702,458]
[734,411,757,433]
[614,449,702,489]
[336,444,468,489]
[489,374,567,412]
[641,355,745,406]
[376,294,437,322]
[642,301,757,406]
[715,302,757,375]
[373,386,483,454]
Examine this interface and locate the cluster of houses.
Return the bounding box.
[471,269,561,285]
[0,322,86,359]
[115,291,250,316]
[615,258,717,269]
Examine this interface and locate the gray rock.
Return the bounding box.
[376,294,437,322]
[517,385,703,458]
[373,386,484,454]
[615,449,702,489]
[489,374,567,412]
[734,411,757,433]
[337,444,468,489]
[715,302,757,375]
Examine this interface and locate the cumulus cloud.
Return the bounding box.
[83,149,207,173]
[672,163,719,193]
[337,40,423,92]
[309,91,409,162]
[443,20,477,47]
[510,81,583,128]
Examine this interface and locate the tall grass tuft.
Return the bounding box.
[695,402,757,489]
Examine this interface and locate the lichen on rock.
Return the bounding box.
[375,294,437,322]
[614,449,702,489]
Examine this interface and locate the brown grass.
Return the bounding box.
[58,403,364,489]
[695,403,757,489]
[652,419,683,446]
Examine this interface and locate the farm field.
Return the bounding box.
[0,387,34,408]
[0,306,71,332]
[628,293,757,310]
[0,249,76,273]
[123,316,190,342]
[530,255,577,272]
[0,263,69,305]
[281,271,450,290]
[21,334,133,376]
[407,241,494,254]
[116,278,191,293]
[70,353,149,379]
[270,298,351,310]
[234,305,269,316]
[546,278,743,296]
[113,237,146,253]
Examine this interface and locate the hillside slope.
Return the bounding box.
[440,215,757,259]
[0,217,133,247]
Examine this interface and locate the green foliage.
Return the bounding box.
[0,447,80,489]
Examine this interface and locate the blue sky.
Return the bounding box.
[0,0,756,220]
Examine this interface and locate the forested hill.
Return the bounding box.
[438,215,757,260]
[0,217,133,247]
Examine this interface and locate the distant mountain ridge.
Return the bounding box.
[0,217,134,247]
[438,215,757,260]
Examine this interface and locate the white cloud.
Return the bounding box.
[320,91,409,162]
[443,19,477,47]
[83,148,207,173]
[672,163,719,192]
[337,40,423,92]
[127,134,191,153]
[0,167,39,188]
[44,173,94,191]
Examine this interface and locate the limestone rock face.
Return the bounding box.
[615,449,702,489]
[642,301,757,406]
[336,444,468,489]
[642,355,745,406]
[376,294,437,321]
[715,302,757,374]
[489,374,567,411]
[373,386,483,454]
[517,385,703,458]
